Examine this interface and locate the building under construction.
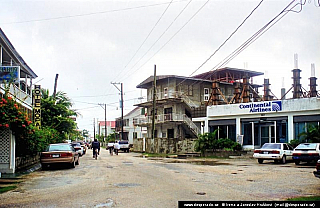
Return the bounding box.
[195,57,319,150]
[134,56,319,153]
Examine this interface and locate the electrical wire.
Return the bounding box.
[185,0,302,88]
[0,0,188,25]
[183,0,265,82]
[112,0,174,82]
[120,0,193,79]
[120,0,209,82]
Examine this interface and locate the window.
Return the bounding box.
[133,132,137,139]
[164,87,168,98]
[204,88,209,101]
[162,132,166,138]
[188,85,193,96]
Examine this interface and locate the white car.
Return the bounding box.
[253,143,294,164]
[292,143,320,165]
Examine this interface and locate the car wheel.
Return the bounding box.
[70,160,76,168]
[76,157,80,165]
[258,159,263,164]
[281,155,286,164]
[294,160,300,165]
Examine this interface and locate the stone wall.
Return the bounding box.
[15,153,40,171]
[133,138,197,154]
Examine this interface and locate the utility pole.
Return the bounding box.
[151,65,156,152]
[111,82,124,141]
[53,74,59,98]
[98,103,107,142]
[93,118,96,140]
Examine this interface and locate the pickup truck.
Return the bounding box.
[118,140,130,153]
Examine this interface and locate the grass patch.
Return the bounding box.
[0,185,17,194]
[287,196,320,201]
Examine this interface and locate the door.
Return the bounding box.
[260,123,276,146]
[164,107,172,121]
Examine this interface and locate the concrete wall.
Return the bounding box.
[133,137,196,154]
[15,154,40,171]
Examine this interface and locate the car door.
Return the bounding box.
[284,144,293,160]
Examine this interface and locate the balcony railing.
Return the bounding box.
[136,113,201,136]
[0,84,32,108]
[147,91,198,108]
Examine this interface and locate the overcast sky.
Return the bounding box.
[1,0,319,136]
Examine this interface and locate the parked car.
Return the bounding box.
[314,159,320,178]
[292,143,320,165]
[78,141,87,155]
[71,143,84,156]
[253,143,294,164]
[40,143,79,169]
[118,140,130,153]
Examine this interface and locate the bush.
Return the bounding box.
[194,130,242,154]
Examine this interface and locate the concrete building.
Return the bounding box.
[0,28,38,173]
[194,60,320,150]
[134,63,319,153]
[97,121,116,139]
[115,107,147,145]
[134,68,263,153]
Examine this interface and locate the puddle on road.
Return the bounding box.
[114,183,140,188]
[94,199,114,208]
[165,160,230,166]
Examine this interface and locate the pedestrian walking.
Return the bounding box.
[114,142,120,155]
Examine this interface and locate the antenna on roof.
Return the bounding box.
[294,53,299,69]
[311,63,315,77]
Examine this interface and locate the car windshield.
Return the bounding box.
[261,143,281,149]
[119,141,128,144]
[295,143,317,150]
[47,144,71,151]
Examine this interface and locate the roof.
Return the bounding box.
[98,121,116,128]
[0,28,37,78]
[136,75,208,89]
[192,67,263,82]
[136,67,263,89]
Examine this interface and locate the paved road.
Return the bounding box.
[0,149,319,208]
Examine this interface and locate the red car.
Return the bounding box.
[41,143,80,169]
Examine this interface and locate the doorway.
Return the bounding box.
[260,124,275,146]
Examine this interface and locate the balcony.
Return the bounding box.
[0,83,32,108]
[141,91,199,108]
[136,113,201,136]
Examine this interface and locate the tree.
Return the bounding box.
[41,89,77,137]
[298,124,320,143]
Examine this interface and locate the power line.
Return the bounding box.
[120,0,193,80]
[124,0,174,69]
[0,0,188,25]
[112,0,174,82]
[186,0,304,88]
[120,0,209,82]
[187,0,265,78]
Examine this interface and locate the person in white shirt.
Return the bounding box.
[114,142,120,155]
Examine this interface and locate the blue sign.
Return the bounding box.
[239,101,282,113]
[0,66,20,83]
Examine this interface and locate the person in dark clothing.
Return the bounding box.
[92,139,100,158]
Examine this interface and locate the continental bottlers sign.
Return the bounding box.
[33,85,41,129]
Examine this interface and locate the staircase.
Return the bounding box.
[183,115,201,137]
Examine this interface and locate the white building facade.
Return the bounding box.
[195,97,320,149]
